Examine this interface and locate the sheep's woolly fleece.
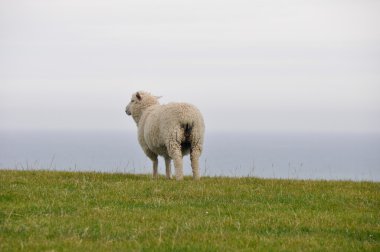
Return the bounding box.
[125,91,205,180]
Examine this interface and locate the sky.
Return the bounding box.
[1,0,379,133]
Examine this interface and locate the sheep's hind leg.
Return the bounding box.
[167,142,184,181]
[165,157,172,179]
[173,157,184,181]
[190,147,201,180]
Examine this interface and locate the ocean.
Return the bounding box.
[1,130,379,181]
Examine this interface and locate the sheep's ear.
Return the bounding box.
[136,92,142,101]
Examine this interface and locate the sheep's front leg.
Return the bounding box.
[152,158,158,178]
[190,147,201,180]
[165,157,172,179]
[146,151,159,179]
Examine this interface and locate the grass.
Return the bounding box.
[0,170,379,251]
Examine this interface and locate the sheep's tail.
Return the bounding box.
[182,122,194,142]
[176,118,204,156]
[181,121,203,147]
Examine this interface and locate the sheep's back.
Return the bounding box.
[159,103,204,132]
[140,103,204,156]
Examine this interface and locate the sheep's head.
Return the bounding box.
[125,91,160,124]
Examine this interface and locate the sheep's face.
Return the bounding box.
[125,92,143,116]
[125,92,141,115]
[125,91,159,124]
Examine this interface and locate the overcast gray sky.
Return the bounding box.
[1,0,379,133]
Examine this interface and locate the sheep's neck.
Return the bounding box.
[133,102,159,125]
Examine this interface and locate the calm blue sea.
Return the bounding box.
[0,130,379,181]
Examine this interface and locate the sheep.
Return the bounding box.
[125,91,205,180]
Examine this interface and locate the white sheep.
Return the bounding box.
[125,91,205,180]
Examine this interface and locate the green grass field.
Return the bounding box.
[0,170,379,251]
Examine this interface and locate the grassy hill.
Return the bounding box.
[0,170,379,251]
